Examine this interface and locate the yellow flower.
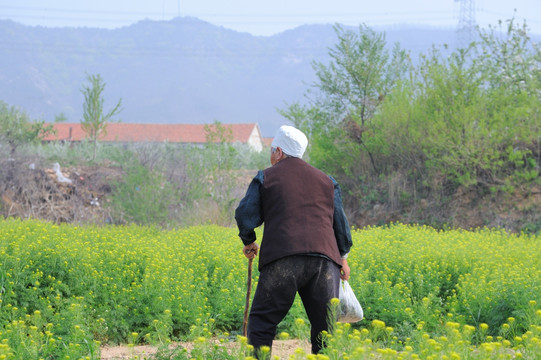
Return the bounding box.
[463,325,475,333]
[445,321,459,329]
[371,319,386,328]
[481,343,493,352]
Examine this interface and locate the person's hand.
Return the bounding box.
[340,258,350,280]
[242,242,259,259]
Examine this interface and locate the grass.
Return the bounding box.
[0,219,539,359]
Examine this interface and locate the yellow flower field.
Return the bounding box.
[0,219,539,359]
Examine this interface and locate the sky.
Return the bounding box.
[1,0,540,36]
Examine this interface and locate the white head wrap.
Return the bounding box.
[271,125,308,158]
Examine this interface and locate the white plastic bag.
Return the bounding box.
[338,280,363,323]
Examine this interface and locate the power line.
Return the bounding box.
[0,5,166,17]
[1,4,539,24]
[479,9,541,26]
[3,4,539,35]
[0,5,457,18]
[0,5,457,24]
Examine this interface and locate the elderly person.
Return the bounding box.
[235,125,353,356]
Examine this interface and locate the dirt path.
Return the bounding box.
[101,339,311,359]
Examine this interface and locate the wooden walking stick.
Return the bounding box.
[243,256,253,337]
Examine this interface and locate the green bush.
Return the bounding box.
[111,161,175,225]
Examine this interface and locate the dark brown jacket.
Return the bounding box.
[259,157,342,269]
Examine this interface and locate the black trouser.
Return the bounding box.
[247,255,341,356]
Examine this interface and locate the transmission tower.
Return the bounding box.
[455,0,476,47]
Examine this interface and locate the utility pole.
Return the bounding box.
[455,0,476,47]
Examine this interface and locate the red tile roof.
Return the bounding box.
[262,137,273,146]
[43,123,260,144]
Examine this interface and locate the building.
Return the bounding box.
[43,122,265,152]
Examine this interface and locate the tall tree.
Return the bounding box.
[202,121,239,225]
[284,24,409,171]
[281,24,409,214]
[80,74,122,161]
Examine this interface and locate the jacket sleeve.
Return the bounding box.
[330,176,353,257]
[235,170,264,245]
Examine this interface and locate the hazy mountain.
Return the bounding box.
[1,17,462,136]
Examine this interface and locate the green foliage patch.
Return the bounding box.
[282,20,541,230]
[0,220,540,358]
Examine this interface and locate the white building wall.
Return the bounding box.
[247,125,263,152]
